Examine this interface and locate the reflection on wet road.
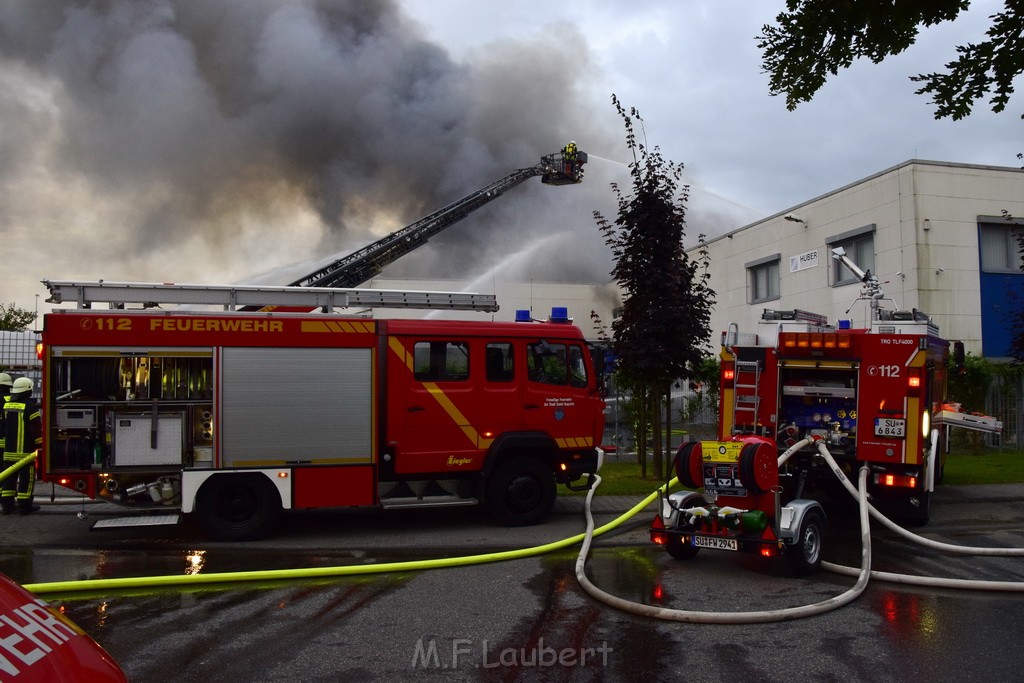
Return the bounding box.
[1,539,1020,681]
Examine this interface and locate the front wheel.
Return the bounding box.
[785,511,825,576]
[196,475,279,541]
[485,456,556,526]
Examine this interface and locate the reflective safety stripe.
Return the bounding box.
[388,337,493,449]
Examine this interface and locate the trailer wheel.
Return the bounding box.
[785,510,825,576]
[665,494,708,561]
[485,456,556,526]
[197,474,279,541]
[666,538,700,560]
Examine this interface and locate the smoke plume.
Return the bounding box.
[0,0,628,309]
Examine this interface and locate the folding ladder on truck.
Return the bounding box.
[724,322,761,433]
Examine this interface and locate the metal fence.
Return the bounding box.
[0,330,41,383]
[983,375,1024,448]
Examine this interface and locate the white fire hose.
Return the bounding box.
[575,436,1024,624]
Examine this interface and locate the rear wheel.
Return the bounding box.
[196,475,279,541]
[905,490,931,527]
[785,511,825,576]
[485,456,556,526]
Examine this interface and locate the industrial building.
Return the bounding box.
[704,159,1024,359]
[373,160,1024,362]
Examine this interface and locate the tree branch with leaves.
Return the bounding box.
[758,0,1023,120]
[594,95,715,479]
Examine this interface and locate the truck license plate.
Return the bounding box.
[875,418,906,438]
[692,535,738,551]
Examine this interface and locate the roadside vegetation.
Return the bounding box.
[571,448,1024,497]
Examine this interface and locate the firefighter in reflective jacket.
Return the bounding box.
[0,374,12,460]
[562,141,578,178]
[2,377,41,515]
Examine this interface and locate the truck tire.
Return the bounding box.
[906,490,931,527]
[785,510,825,576]
[485,456,556,526]
[197,474,279,541]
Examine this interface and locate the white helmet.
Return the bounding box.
[10,377,32,394]
[0,373,11,388]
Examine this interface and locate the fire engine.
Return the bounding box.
[38,280,605,541]
[652,247,971,573]
[36,145,600,541]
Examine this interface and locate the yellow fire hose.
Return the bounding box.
[0,452,38,484]
[23,480,674,596]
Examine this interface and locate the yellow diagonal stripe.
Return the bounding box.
[301,320,376,333]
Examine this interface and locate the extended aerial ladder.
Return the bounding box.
[289,146,587,290]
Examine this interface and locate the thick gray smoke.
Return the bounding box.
[0,0,629,309]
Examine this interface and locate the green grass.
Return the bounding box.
[569,448,1024,496]
[942,448,1024,485]
[565,460,675,497]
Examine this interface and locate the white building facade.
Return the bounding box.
[700,160,1024,358]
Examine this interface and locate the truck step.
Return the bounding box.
[91,513,181,530]
[379,495,479,510]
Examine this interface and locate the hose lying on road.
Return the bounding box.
[574,467,874,623]
[812,439,1024,558]
[574,442,1024,624]
[810,440,1024,592]
[23,466,653,596]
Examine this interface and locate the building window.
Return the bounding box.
[831,234,875,286]
[979,223,1024,273]
[747,255,780,304]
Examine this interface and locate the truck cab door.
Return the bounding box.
[387,336,484,474]
[522,340,601,443]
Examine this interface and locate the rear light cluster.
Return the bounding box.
[877,473,918,489]
[779,332,852,351]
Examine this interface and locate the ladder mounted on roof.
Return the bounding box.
[42,280,499,313]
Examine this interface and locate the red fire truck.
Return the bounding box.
[39,281,605,540]
[652,247,968,572]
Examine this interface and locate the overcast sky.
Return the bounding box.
[1,0,1019,315]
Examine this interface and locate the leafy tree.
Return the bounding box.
[758,0,1024,119]
[594,96,715,479]
[0,303,35,332]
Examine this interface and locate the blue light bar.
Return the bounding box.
[515,309,532,322]
[549,306,570,323]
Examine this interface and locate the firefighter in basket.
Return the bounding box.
[562,140,578,177]
[2,378,42,515]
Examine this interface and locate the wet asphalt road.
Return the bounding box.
[0,484,1021,682]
